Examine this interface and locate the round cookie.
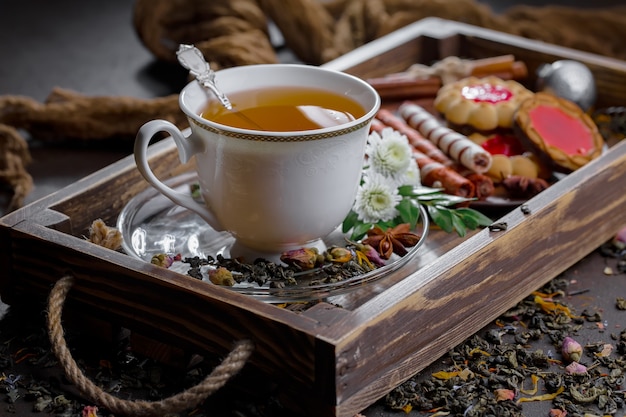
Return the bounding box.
[514,92,604,172]
[434,76,535,131]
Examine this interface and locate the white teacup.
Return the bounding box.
[134,64,380,255]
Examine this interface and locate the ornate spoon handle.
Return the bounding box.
[177,44,232,110]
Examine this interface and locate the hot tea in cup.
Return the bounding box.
[134,64,380,257]
[201,86,366,131]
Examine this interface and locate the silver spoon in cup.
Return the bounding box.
[176,44,263,129]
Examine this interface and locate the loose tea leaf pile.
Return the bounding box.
[182,249,380,288]
[384,275,626,417]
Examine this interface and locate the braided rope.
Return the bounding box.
[47,275,254,416]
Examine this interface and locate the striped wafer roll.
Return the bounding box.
[413,151,476,198]
[399,102,493,174]
[371,117,476,198]
[375,109,453,166]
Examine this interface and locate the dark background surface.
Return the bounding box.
[1,1,625,417]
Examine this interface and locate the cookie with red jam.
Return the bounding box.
[514,92,604,172]
[434,76,534,131]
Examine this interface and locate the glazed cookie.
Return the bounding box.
[434,76,534,131]
[514,92,605,172]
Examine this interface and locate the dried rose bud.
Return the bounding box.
[548,409,567,417]
[613,225,626,250]
[82,405,99,417]
[280,247,319,269]
[565,361,587,375]
[561,336,583,362]
[326,247,353,263]
[208,267,235,286]
[494,388,515,401]
[151,253,174,268]
[353,242,386,267]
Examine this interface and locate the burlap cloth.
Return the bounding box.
[2,0,625,212]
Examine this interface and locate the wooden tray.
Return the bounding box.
[2,17,626,417]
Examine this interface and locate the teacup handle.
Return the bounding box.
[134,120,224,232]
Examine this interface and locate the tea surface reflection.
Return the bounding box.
[201,86,365,131]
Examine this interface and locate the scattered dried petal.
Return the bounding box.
[520,374,540,395]
[517,386,564,403]
[534,295,578,318]
[457,368,474,381]
[594,343,613,357]
[494,388,515,401]
[549,409,567,417]
[565,361,587,375]
[431,370,460,380]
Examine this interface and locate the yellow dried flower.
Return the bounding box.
[208,267,235,286]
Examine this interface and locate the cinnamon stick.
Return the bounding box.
[469,54,515,76]
[472,60,528,80]
[367,54,528,101]
[366,75,441,100]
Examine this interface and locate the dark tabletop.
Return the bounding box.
[1,1,625,417]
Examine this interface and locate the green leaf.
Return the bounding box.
[451,212,468,237]
[403,185,445,197]
[350,222,373,241]
[397,198,421,228]
[342,210,359,233]
[457,211,480,230]
[427,205,454,233]
[454,207,493,228]
[422,195,474,207]
[397,185,416,197]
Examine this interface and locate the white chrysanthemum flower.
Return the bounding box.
[366,127,412,183]
[403,160,421,187]
[353,172,401,223]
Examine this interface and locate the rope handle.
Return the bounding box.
[47,275,254,416]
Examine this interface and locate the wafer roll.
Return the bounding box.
[399,102,493,173]
[375,109,453,166]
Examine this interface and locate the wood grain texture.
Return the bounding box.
[2,18,626,417]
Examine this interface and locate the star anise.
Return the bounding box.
[363,223,421,259]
